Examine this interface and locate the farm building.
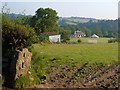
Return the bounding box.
[41,32,61,43]
[91,34,99,38]
[74,30,86,38]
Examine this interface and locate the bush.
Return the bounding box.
[62,39,67,43]
[2,15,39,53]
[108,38,116,43]
[77,39,82,43]
[60,29,71,42]
[39,35,49,43]
[116,38,120,42]
[108,39,113,43]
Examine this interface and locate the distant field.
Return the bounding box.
[70,37,110,43]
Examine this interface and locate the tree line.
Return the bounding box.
[59,19,118,38]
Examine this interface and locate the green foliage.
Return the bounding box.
[108,38,120,43]
[77,39,82,43]
[2,15,39,52]
[30,46,47,82]
[60,29,71,42]
[92,28,103,37]
[15,68,40,88]
[40,35,49,43]
[15,74,30,88]
[108,39,116,43]
[30,8,59,35]
[81,28,91,37]
[14,15,32,26]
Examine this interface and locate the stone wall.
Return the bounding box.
[3,48,32,88]
[9,48,32,80]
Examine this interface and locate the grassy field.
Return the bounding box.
[30,38,118,76]
[70,37,111,43]
[31,42,118,66]
[15,38,118,88]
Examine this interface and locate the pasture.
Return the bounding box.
[70,37,110,43]
[31,38,118,71]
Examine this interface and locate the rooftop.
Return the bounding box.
[42,32,60,36]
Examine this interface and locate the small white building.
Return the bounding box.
[91,34,99,38]
[49,35,61,43]
[42,32,61,43]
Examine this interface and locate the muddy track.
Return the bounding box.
[33,63,120,89]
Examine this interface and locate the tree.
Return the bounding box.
[13,14,32,26]
[60,29,71,42]
[92,27,103,37]
[81,27,91,37]
[30,8,59,35]
[102,31,108,37]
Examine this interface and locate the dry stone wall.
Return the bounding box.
[15,48,32,79]
[9,48,32,80]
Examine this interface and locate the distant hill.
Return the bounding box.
[58,17,98,25]
[7,13,32,20]
[8,13,98,24]
[58,16,118,38]
[7,13,24,19]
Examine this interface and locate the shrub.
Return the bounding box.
[60,29,71,42]
[108,39,116,43]
[2,15,39,53]
[62,39,67,43]
[108,39,113,43]
[40,35,49,43]
[77,39,82,43]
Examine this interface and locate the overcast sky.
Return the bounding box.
[1,0,120,20]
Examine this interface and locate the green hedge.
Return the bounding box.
[108,38,120,43]
[2,15,39,53]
